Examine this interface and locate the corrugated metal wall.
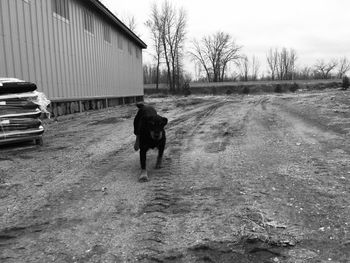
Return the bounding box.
[0,0,144,100]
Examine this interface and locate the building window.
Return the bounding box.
[117,33,123,50]
[135,47,140,59]
[52,0,69,20]
[103,24,111,43]
[128,41,132,55]
[23,0,30,3]
[83,10,94,34]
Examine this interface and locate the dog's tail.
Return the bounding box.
[136,102,144,109]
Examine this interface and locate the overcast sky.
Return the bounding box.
[100,0,350,76]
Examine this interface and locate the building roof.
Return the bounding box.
[88,0,147,49]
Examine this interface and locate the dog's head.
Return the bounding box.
[146,115,168,141]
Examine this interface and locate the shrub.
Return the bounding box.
[182,82,191,96]
[289,82,299,92]
[274,84,282,93]
[242,86,250,94]
[211,87,217,95]
[342,76,349,90]
[183,89,191,96]
[226,89,232,95]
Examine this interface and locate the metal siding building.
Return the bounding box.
[0,0,146,114]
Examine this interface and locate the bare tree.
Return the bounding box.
[126,15,137,32]
[277,48,286,80]
[314,59,338,79]
[266,48,278,80]
[190,39,212,81]
[296,66,312,80]
[251,55,260,81]
[190,32,241,82]
[143,64,168,84]
[219,35,242,81]
[337,57,350,78]
[194,61,203,81]
[267,47,297,80]
[171,7,187,92]
[236,55,260,81]
[157,1,187,93]
[288,49,297,80]
[313,60,327,79]
[237,56,249,81]
[118,13,138,34]
[146,4,164,90]
[278,48,297,80]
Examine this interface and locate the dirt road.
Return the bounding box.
[1,90,349,262]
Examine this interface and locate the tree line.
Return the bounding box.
[265,48,350,81]
[144,1,350,89]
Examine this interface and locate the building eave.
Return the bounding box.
[87,0,147,49]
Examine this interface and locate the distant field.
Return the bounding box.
[144,79,342,94]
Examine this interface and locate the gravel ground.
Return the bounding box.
[0,89,349,263]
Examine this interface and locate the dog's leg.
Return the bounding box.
[134,135,140,151]
[139,149,149,182]
[155,144,164,169]
[140,148,147,169]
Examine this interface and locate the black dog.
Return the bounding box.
[133,103,168,182]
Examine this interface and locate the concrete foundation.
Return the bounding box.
[48,96,143,117]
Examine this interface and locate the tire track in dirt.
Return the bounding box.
[272,96,350,148]
[133,97,297,262]
[133,101,227,262]
[167,100,226,130]
[242,96,350,261]
[153,97,298,262]
[135,162,176,262]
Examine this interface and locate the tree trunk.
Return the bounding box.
[176,53,180,92]
[221,63,227,82]
[162,38,172,92]
[172,60,176,93]
[156,56,160,91]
